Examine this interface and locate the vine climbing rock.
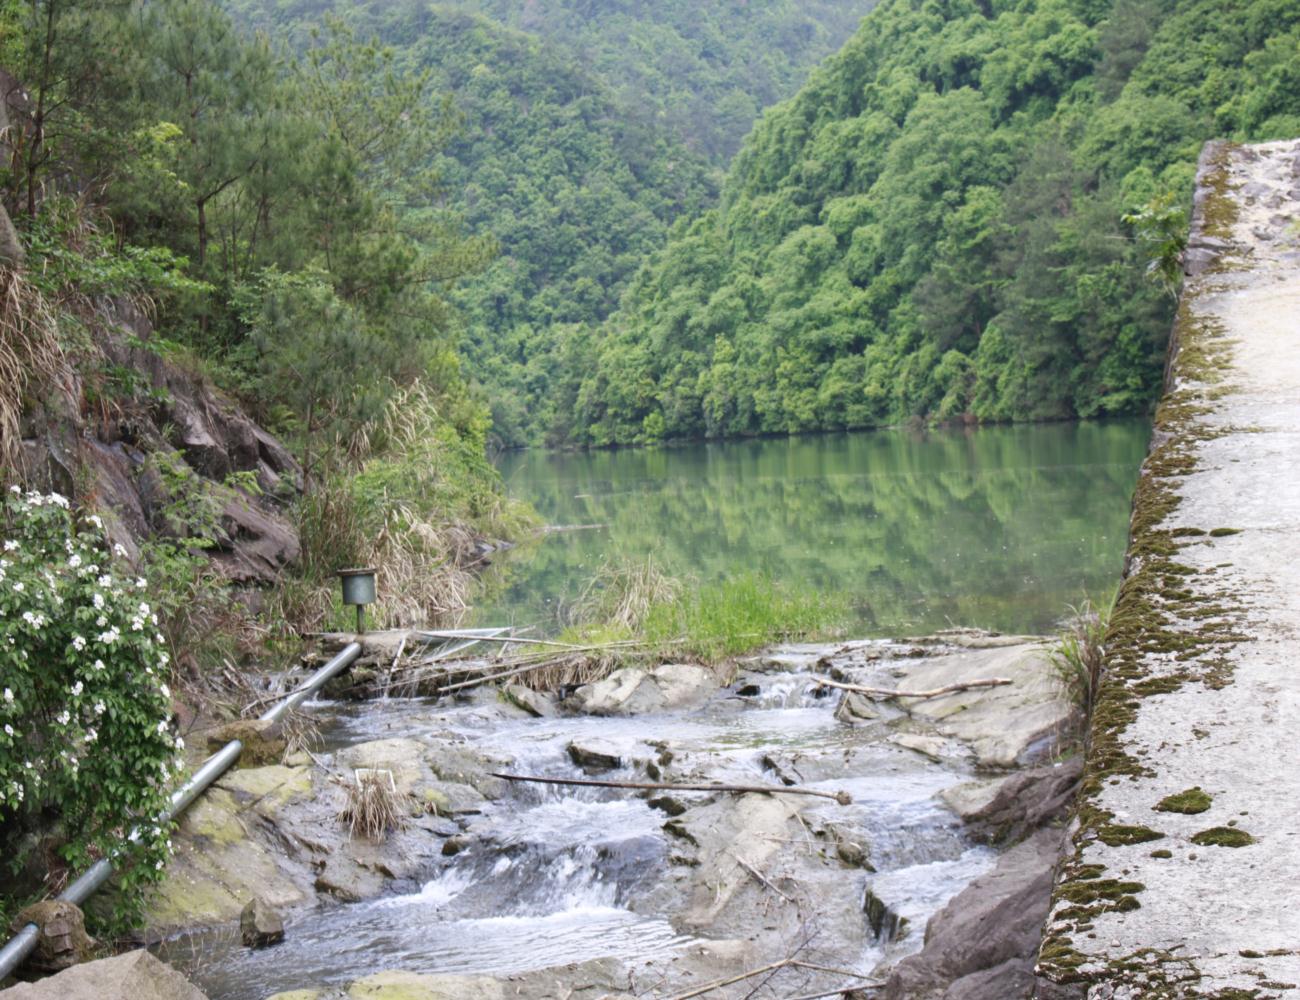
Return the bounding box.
[7,901,93,973]
[0,949,207,1000]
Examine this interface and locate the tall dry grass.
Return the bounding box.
[0,265,71,467]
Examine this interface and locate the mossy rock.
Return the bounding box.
[1154,787,1212,814]
[1190,826,1255,847]
[205,718,286,767]
[1096,823,1165,846]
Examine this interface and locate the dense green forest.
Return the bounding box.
[563,0,1300,445]
[225,0,876,446]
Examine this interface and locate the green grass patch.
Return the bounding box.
[642,572,849,662]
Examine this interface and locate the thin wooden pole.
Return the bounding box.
[490,771,852,805]
[812,676,1011,699]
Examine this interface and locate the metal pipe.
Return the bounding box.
[0,641,362,981]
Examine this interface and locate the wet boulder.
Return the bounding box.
[239,896,285,948]
[567,738,624,771]
[0,950,207,1000]
[503,683,557,718]
[880,827,1065,999]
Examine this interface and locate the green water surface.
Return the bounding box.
[476,420,1150,637]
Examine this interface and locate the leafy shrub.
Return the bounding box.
[0,487,181,930]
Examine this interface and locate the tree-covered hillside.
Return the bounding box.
[226,0,876,446]
[564,0,1300,446]
[456,0,872,164]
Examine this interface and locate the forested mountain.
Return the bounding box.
[225,0,876,446]
[452,0,872,165]
[564,0,1300,445]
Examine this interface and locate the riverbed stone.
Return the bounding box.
[0,950,208,1000]
[9,901,94,972]
[217,764,313,818]
[265,993,320,1000]
[336,739,426,796]
[347,970,504,1000]
[314,856,386,902]
[503,683,557,717]
[566,737,624,771]
[239,896,285,948]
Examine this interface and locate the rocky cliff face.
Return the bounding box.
[14,298,301,587]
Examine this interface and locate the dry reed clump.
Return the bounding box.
[0,264,71,467]
[337,770,408,841]
[573,558,681,632]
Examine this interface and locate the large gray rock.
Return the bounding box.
[0,950,207,1000]
[881,828,1065,1000]
[569,664,716,716]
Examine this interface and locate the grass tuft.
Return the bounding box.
[338,770,407,842]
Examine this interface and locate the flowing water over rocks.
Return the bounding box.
[151,633,1077,1000]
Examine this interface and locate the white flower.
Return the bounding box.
[7,484,19,494]
[158,652,170,667]
[160,683,170,699]
[113,544,126,557]
[2,540,17,552]
[138,602,151,615]
[84,728,97,743]
[3,724,13,737]
[67,553,82,569]
[156,720,168,734]
[135,578,146,590]
[88,515,103,529]
[155,633,165,644]
[155,860,164,871]
[71,681,83,697]
[12,581,23,593]
[92,592,105,609]
[93,659,105,672]
[173,736,184,751]
[93,700,105,715]
[131,618,144,631]
[95,615,107,627]
[2,688,11,703]
[48,492,69,508]
[72,635,86,651]
[56,711,69,726]
[98,627,119,644]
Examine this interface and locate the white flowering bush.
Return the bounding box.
[0,486,182,928]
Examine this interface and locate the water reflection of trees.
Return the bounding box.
[480,421,1149,636]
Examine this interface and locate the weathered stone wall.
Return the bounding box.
[1036,140,1300,998]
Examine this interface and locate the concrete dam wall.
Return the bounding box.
[1037,139,1300,998]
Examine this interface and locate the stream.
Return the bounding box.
[172,646,1020,999]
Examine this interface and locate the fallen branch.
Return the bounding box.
[730,851,796,904]
[490,771,852,805]
[663,957,797,1000]
[812,676,1012,699]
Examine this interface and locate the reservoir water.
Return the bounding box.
[478,420,1151,636]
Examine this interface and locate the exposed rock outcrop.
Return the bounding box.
[15,299,301,588]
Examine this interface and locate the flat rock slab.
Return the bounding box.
[0,950,208,1000]
[891,642,1070,768]
[1038,139,1300,996]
